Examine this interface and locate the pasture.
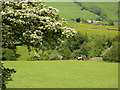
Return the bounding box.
[46,2,118,21]
[46,2,99,20]
[67,21,118,40]
[3,60,118,88]
[82,2,118,21]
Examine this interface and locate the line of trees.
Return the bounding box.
[2,31,119,62]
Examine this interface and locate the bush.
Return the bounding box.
[57,32,88,60]
[58,47,71,60]
[48,50,63,60]
[107,19,114,26]
[28,50,63,60]
[69,49,82,59]
[2,48,20,61]
[76,18,81,22]
[28,50,49,60]
[102,41,120,62]
[95,17,102,21]
[80,42,89,56]
[88,34,112,57]
[66,32,87,51]
[2,63,16,89]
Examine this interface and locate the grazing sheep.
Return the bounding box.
[77,56,90,61]
[77,57,83,60]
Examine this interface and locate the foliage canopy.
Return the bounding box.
[2,1,77,51]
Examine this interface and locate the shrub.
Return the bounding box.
[88,34,112,57]
[58,47,71,60]
[28,50,49,60]
[95,17,102,21]
[76,18,81,22]
[108,19,114,26]
[80,42,89,56]
[27,50,63,60]
[2,48,19,61]
[48,50,63,60]
[69,49,82,59]
[102,41,120,62]
[1,63,16,89]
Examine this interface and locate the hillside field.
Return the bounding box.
[67,21,118,40]
[3,60,118,88]
[82,2,118,21]
[46,2,100,20]
[46,2,118,21]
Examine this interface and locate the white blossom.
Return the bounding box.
[1,11,6,15]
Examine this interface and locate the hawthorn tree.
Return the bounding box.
[2,1,77,51]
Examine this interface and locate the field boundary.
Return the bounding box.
[71,26,119,31]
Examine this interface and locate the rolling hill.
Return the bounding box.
[81,2,118,21]
[46,2,100,20]
[46,2,118,23]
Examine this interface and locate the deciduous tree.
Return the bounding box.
[2,1,77,51]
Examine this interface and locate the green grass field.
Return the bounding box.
[74,28,118,40]
[3,60,118,88]
[82,2,118,21]
[66,21,118,40]
[46,2,118,21]
[46,2,99,20]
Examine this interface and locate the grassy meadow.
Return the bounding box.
[66,21,118,40]
[46,2,100,20]
[46,2,118,21]
[3,60,118,88]
[82,2,118,21]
